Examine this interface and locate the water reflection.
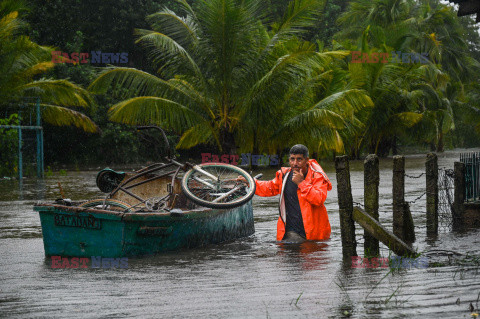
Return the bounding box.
[277,241,330,271]
[1,149,480,318]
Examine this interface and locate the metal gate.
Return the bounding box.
[460,152,480,202]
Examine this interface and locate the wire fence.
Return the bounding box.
[353,169,453,233]
[438,168,455,232]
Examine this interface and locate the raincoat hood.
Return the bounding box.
[307,159,332,191]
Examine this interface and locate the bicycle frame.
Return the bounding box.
[100,126,255,212]
[105,126,221,211]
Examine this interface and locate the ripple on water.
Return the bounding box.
[1,150,480,318]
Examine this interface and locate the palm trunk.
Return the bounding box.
[220,127,236,155]
[436,131,444,152]
[392,136,398,155]
[435,118,444,153]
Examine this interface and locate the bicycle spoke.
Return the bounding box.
[188,180,245,203]
[182,163,255,208]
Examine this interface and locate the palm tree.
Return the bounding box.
[335,0,480,155]
[89,0,372,155]
[404,1,480,151]
[335,14,427,156]
[0,1,98,132]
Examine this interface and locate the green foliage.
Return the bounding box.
[45,166,53,177]
[0,114,19,177]
[0,0,99,133]
[1,0,478,170]
[90,0,373,156]
[334,0,480,156]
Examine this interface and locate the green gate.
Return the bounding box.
[0,98,44,179]
[460,152,480,202]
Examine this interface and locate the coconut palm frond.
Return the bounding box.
[147,8,198,48]
[276,0,324,38]
[173,0,196,17]
[40,104,99,133]
[0,4,98,134]
[16,61,55,80]
[176,123,217,149]
[394,112,423,128]
[16,79,94,109]
[0,10,23,39]
[312,89,374,117]
[282,108,346,131]
[135,29,203,79]
[108,96,204,132]
[88,67,197,103]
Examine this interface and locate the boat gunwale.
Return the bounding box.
[33,203,233,219]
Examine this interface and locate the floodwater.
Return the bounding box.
[0,149,479,318]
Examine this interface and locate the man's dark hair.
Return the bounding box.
[289,144,309,158]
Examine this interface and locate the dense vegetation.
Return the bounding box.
[1,0,480,176]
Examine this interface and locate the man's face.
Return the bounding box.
[289,153,308,172]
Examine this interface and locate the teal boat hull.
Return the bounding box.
[34,201,254,258]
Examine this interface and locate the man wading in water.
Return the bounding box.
[238,144,332,243]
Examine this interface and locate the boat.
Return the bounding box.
[34,199,254,258]
[34,126,257,258]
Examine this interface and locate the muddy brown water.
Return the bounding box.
[0,149,479,318]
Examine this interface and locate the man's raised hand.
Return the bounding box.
[236,175,248,184]
[292,169,304,185]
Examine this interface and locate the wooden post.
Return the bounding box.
[335,155,357,260]
[364,154,379,256]
[392,155,405,239]
[426,153,438,235]
[353,207,416,257]
[453,161,465,230]
[403,202,415,243]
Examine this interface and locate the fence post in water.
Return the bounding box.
[364,154,379,256]
[453,161,465,230]
[335,155,357,260]
[392,156,405,239]
[425,153,438,235]
[392,156,416,242]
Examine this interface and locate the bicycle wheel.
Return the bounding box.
[79,199,132,212]
[181,163,255,209]
[96,169,125,193]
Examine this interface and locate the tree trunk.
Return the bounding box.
[220,128,236,154]
[392,136,398,155]
[436,131,444,152]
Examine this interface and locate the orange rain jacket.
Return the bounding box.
[255,159,332,241]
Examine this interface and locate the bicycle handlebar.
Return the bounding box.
[137,126,172,160]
